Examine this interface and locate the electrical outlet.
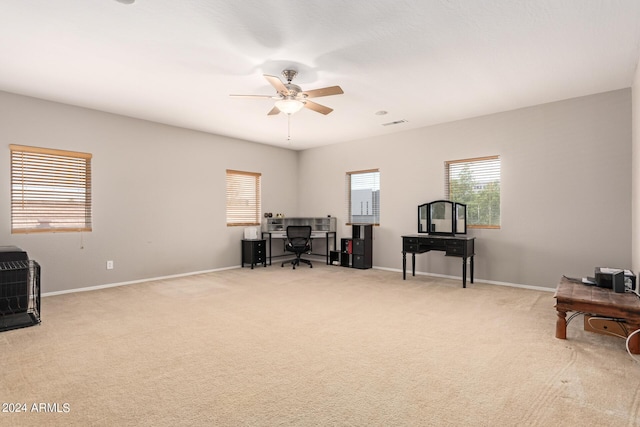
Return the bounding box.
[106,260,114,270]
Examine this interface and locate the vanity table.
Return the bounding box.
[401,234,475,287]
[402,200,476,288]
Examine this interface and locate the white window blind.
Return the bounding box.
[345,169,380,225]
[445,155,500,228]
[226,169,261,226]
[10,144,92,233]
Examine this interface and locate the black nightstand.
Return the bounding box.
[241,239,266,269]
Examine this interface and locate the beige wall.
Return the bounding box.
[0,91,298,293]
[298,89,632,289]
[0,88,632,293]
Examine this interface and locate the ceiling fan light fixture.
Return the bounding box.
[275,99,304,115]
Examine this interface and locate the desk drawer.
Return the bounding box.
[403,243,419,252]
[445,246,463,256]
[421,238,445,250]
[403,237,419,252]
[445,239,464,256]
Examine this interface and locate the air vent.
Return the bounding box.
[381,119,408,126]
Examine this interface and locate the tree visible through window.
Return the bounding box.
[10,144,92,233]
[345,169,380,225]
[445,156,500,228]
[226,169,261,226]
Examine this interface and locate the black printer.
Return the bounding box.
[594,267,636,293]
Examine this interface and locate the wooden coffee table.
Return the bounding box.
[554,276,640,354]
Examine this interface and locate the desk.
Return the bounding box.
[402,234,475,288]
[554,276,640,354]
[262,231,337,265]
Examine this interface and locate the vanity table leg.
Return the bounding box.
[402,251,407,280]
[412,253,416,277]
[462,257,467,288]
[470,256,474,283]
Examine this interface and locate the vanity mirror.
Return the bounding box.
[430,200,454,234]
[418,203,428,233]
[456,203,467,234]
[418,200,467,235]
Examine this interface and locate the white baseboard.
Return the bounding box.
[42,266,239,297]
[43,264,555,298]
[372,266,555,293]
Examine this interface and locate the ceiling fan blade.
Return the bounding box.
[267,106,280,115]
[302,86,344,98]
[230,94,277,99]
[304,100,333,115]
[264,74,289,95]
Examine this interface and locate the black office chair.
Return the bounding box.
[281,225,313,269]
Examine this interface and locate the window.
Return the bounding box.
[10,144,92,233]
[445,155,500,228]
[345,169,380,225]
[226,169,261,226]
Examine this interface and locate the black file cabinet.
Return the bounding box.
[336,224,373,269]
[351,224,372,269]
[242,239,266,269]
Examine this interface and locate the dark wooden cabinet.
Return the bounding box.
[242,239,266,269]
[402,234,475,287]
[352,224,372,269]
[338,224,373,269]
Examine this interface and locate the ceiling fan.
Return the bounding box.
[230,70,343,116]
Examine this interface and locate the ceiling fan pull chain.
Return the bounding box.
[287,114,292,141]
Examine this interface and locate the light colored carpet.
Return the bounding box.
[1,263,639,426]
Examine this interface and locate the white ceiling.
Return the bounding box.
[1,1,640,150]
